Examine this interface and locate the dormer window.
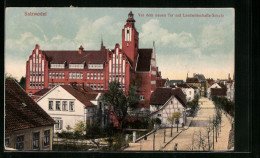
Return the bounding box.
[69,64,84,69]
[88,64,103,69]
[51,64,65,69]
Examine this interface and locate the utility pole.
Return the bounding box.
[164,128,166,143]
[153,130,156,151]
[213,125,214,150]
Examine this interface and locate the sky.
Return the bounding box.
[5,8,234,81]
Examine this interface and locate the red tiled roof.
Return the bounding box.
[156,79,167,87]
[5,80,55,133]
[150,88,186,107]
[211,88,227,96]
[33,88,50,96]
[186,77,199,83]
[61,85,98,107]
[189,85,198,89]
[177,83,190,88]
[207,80,215,86]
[42,50,107,68]
[136,49,152,71]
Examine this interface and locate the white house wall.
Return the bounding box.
[181,88,195,102]
[150,97,186,127]
[37,86,86,133]
[207,83,221,98]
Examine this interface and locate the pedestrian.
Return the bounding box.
[174,143,178,151]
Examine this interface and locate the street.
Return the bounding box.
[124,97,233,151]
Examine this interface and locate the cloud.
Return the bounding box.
[139,19,195,48]
[6,32,41,52]
[74,16,122,49]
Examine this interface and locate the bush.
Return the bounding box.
[122,119,149,129]
[212,96,235,117]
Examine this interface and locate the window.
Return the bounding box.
[62,101,68,111]
[171,101,173,104]
[16,135,24,150]
[48,83,51,88]
[55,119,63,130]
[87,73,89,79]
[32,132,40,149]
[69,64,84,69]
[97,73,100,80]
[101,73,104,80]
[56,73,58,78]
[43,130,50,147]
[157,114,161,117]
[59,73,61,78]
[88,64,103,69]
[49,73,51,79]
[62,73,65,79]
[101,84,104,90]
[91,73,93,79]
[49,101,53,110]
[56,101,61,111]
[94,73,97,79]
[50,64,65,69]
[94,84,96,90]
[69,101,75,111]
[5,139,10,147]
[140,96,145,100]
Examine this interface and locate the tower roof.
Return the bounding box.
[127,11,135,23]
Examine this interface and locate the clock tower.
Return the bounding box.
[122,11,139,70]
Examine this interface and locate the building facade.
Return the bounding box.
[36,85,107,134]
[149,88,187,127]
[5,79,55,151]
[25,11,161,109]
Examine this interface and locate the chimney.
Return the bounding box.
[78,45,84,54]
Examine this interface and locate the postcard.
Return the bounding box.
[4,8,234,151]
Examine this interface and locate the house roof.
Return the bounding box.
[150,88,186,107]
[186,77,199,83]
[189,85,198,89]
[136,49,152,71]
[168,80,184,85]
[194,74,206,81]
[60,85,98,107]
[156,79,167,87]
[211,88,227,96]
[177,83,190,88]
[32,88,50,96]
[42,50,107,69]
[5,79,55,133]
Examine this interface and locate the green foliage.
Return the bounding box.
[74,121,86,135]
[187,95,199,116]
[66,125,72,131]
[105,134,125,151]
[85,121,104,138]
[102,82,127,118]
[123,119,149,129]
[101,81,139,130]
[19,76,26,90]
[212,96,235,117]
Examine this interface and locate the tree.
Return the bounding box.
[168,112,181,136]
[5,73,17,81]
[19,76,26,90]
[102,81,139,131]
[74,121,86,136]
